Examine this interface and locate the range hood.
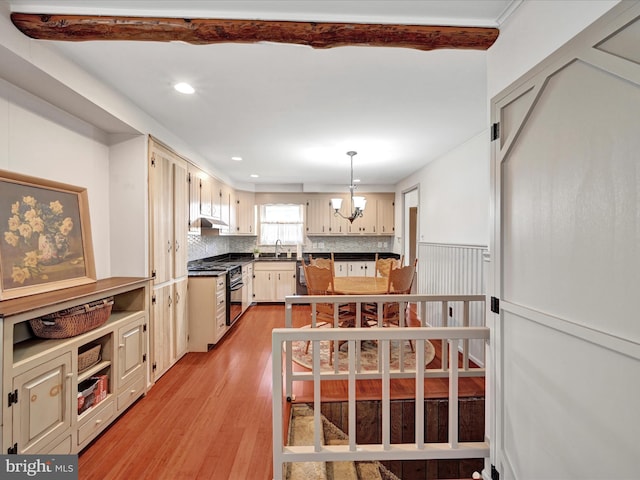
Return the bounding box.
[192,215,228,229]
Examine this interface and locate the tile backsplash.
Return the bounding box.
[188,233,395,261]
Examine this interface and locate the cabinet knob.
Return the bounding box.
[130,389,137,395]
[119,343,125,348]
[95,419,103,425]
[66,373,74,378]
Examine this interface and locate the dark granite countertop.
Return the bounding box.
[192,252,400,265]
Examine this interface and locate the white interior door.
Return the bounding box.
[491,5,640,479]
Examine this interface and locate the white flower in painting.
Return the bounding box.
[17,223,33,239]
[4,231,19,247]
[22,196,36,207]
[11,266,30,284]
[23,250,39,268]
[8,215,20,231]
[49,200,63,215]
[59,217,73,236]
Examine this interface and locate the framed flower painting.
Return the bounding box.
[0,170,96,300]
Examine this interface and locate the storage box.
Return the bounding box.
[77,374,108,414]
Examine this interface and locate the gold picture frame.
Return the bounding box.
[0,170,96,300]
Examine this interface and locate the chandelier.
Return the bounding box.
[331,151,366,223]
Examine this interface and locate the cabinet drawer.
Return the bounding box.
[78,399,115,445]
[254,262,295,271]
[117,375,145,411]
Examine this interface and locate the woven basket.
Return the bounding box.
[78,344,102,372]
[30,297,114,339]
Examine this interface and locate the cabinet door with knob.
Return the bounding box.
[253,262,296,302]
[12,353,73,454]
[116,313,146,412]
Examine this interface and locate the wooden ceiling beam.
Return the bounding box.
[10,13,499,51]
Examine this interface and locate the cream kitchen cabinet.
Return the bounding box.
[347,200,377,234]
[172,278,188,361]
[329,194,350,235]
[188,274,227,351]
[149,138,189,383]
[334,261,376,277]
[219,183,232,235]
[306,196,332,235]
[231,190,256,235]
[253,262,296,302]
[375,193,395,235]
[1,278,149,455]
[305,192,394,236]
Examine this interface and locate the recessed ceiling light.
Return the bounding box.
[231,156,243,161]
[250,174,259,178]
[174,82,195,94]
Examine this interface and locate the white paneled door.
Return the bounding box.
[491,4,640,479]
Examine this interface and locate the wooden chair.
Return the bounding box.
[302,263,354,359]
[309,253,335,276]
[365,260,417,351]
[374,253,404,278]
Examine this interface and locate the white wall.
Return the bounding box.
[0,78,114,279]
[396,131,489,247]
[488,0,620,98]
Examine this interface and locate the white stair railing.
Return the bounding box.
[272,294,489,480]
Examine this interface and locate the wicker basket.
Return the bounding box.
[30,297,114,339]
[78,344,102,372]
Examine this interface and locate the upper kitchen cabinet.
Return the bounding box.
[329,194,350,235]
[305,193,394,236]
[376,193,395,236]
[306,195,332,235]
[347,198,377,234]
[219,183,232,234]
[230,190,257,235]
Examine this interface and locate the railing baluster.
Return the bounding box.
[448,338,459,449]
[382,339,391,450]
[463,301,470,370]
[441,301,449,371]
[348,339,356,451]
[313,337,322,452]
[416,338,425,449]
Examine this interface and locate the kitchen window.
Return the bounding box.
[259,204,304,245]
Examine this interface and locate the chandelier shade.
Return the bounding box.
[331,151,366,223]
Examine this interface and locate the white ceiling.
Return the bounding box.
[7,1,520,190]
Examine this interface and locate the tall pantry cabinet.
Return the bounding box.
[148,138,189,383]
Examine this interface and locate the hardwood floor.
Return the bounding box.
[78,304,485,479]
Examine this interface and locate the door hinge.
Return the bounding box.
[142,354,147,363]
[491,464,500,480]
[143,324,147,332]
[150,154,156,167]
[152,294,156,305]
[490,296,500,314]
[152,362,157,372]
[151,269,156,279]
[7,443,17,454]
[491,122,500,141]
[7,389,18,407]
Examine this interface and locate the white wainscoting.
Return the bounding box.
[417,243,488,366]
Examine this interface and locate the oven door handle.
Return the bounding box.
[230,282,244,292]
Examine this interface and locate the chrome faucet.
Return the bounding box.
[275,239,282,258]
